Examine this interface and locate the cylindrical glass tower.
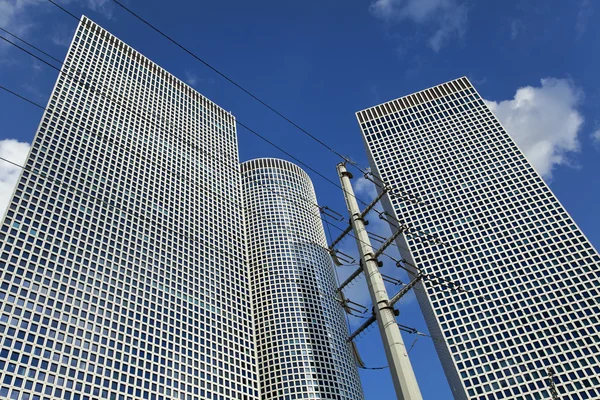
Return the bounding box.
[241,158,363,400]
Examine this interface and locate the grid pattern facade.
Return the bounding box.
[241,158,363,400]
[356,77,600,400]
[0,16,259,400]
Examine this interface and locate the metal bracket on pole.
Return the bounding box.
[329,249,355,266]
[337,291,368,314]
[337,255,382,292]
[382,274,403,286]
[347,314,376,342]
[367,231,389,245]
[319,205,345,221]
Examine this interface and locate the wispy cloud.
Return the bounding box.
[51,24,73,47]
[22,81,46,102]
[0,0,113,51]
[0,0,37,42]
[592,130,600,148]
[184,71,199,87]
[81,0,114,20]
[183,70,214,88]
[576,0,593,39]
[485,78,585,180]
[510,19,524,40]
[369,0,468,52]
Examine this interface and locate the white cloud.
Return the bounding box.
[485,78,584,180]
[369,0,468,51]
[0,139,30,216]
[354,173,378,200]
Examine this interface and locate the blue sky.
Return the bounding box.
[0,0,599,398]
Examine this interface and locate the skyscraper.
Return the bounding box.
[356,77,600,400]
[0,16,258,400]
[241,158,363,400]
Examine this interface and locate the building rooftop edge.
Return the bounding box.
[79,15,235,118]
[355,76,471,116]
[240,158,312,179]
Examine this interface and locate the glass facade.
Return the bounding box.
[0,16,258,400]
[356,77,600,400]
[241,158,363,400]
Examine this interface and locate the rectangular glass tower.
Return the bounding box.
[357,77,600,400]
[0,16,258,400]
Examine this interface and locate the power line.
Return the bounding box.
[47,0,79,20]
[0,24,387,242]
[47,0,364,179]
[0,24,452,270]
[0,26,63,64]
[0,84,315,264]
[0,85,45,110]
[104,0,466,232]
[0,26,349,223]
[0,84,344,284]
[42,8,559,386]
[106,0,356,168]
[44,0,446,222]
[324,218,355,337]
[0,83,402,299]
[359,365,389,371]
[0,124,438,354]
[0,24,505,328]
[17,5,461,275]
[0,105,471,383]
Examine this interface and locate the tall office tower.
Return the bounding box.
[356,77,600,400]
[0,16,259,400]
[241,158,363,400]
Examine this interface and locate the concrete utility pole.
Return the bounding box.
[337,162,423,400]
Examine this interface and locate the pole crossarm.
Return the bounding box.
[347,273,424,342]
[328,225,353,250]
[374,223,407,259]
[389,274,424,305]
[328,187,388,250]
[347,314,376,342]
[319,205,344,221]
[338,253,382,291]
[359,186,389,219]
[337,265,363,291]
